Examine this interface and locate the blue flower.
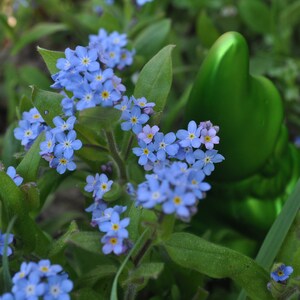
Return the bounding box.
[52,116,76,134]
[162,186,196,220]
[99,80,121,107]
[132,140,157,166]
[54,130,82,159]
[87,68,114,90]
[136,177,169,208]
[40,131,55,156]
[153,132,179,161]
[74,82,99,111]
[51,155,76,174]
[0,293,14,300]
[121,106,149,134]
[93,173,113,200]
[72,46,100,72]
[13,262,37,284]
[187,170,211,199]
[36,259,63,278]
[137,125,159,144]
[12,273,45,299]
[6,166,23,186]
[99,211,130,239]
[44,275,73,299]
[114,96,133,117]
[176,120,201,148]
[271,264,293,282]
[14,120,41,147]
[193,149,225,175]
[0,230,14,257]
[101,235,126,255]
[22,107,44,124]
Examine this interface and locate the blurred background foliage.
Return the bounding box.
[1,0,300,298]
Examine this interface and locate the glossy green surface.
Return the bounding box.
[186,32,284,181]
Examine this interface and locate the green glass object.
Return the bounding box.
[186,31,284,181]
[186,31,300,238]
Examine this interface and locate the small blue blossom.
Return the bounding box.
[52,116,76,134]
[99,211,130,238]
[93,173,113,200]
[12,262,37,284]
[54,130,82,159]
[193,149,225,175]
[137,125,159,144]
[0,293,14,300]
[72,46,100,72]
[0,230,14,257]
[14,120,41,148]
[132,140,157,166]
[12,273,45,299]
[101,235,127,255]
[36,259,63,278]
[6,166,23,186]
[176,120,201,148]
[153,132,179,161]
[40,131,55,156]
[44,275,73,300]
[187,170,211,199]
[51,155,76,174]
[271,264,293,282]
[121,106,149,134]
[22,107,44,124]
[162,186,196,220]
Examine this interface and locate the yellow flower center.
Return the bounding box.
[102,91,109,100]
[110,237,118,245]
[173,196,182,205]
[204,136,211,142]
[112,224,119,231]
[59,158,67,165]
[33,114,40,119]
[131,117,137,124]
[143,148,149,155]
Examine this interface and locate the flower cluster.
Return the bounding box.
[6,166,23,186]
[124,104,224,220]
[51,29,133,116]
[85,173,130,255]
[14,107,47,151]
[89,29,135,70]
[0,230,14,257]
[0,260,73,299]
[39,116,82,174]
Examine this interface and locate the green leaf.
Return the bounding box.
[78,107,121,131]
[19,95,34,115]
[68,232,101,254]
[16,132,44,182]
[11,23,67,55]
[255,178,300,267]
[164,232,270,300]
[133,19,171,58]
[74,288,104,300]
[238,0,272,34]
[48,220,79,258]
[196,11,220,48]
[134,45,174,124]
[0,171,49,255]
[37,46,65,75]
[121,262,164,287]
[280,1,300,29]
[77,265,118,288]
[19,65,52,90]
[1,122,22,166]
[31,86,64,126]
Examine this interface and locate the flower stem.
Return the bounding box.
[105,130,128,182]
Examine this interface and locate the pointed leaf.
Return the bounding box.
[37,46,65,75]
[16,132,44,182]
[31,86,64,127]
[164,232,270,300]
[68,231,101,254]
[134,45,174,124]
[78,107,121,131]
[133,19,171,58]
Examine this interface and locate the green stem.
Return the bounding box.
[105,130,128,182]
[83,143,108,152]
